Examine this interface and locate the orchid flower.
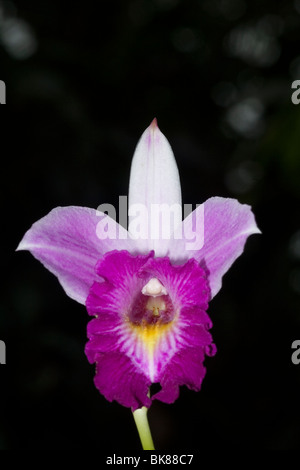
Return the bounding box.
[17,119,261,449]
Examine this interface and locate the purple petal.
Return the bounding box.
[85,305,152,410]
[128,119,182,257]
[86,250,214,408]
[170,197,261,299]
[92,351,151,410]
[86,250,154,315]
[17,206,133,304]
[152,345,208,404]
[142,256,210,311]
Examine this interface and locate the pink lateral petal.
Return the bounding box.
[169,197,261,299]
[16,206,133,304]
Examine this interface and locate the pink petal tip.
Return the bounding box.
[150,117,158,129]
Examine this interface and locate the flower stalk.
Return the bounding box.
[132,406,155,450]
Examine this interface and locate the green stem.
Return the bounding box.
[132,406,155,450]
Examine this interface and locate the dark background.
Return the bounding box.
[1,0,300,450]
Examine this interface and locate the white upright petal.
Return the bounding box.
[128,119,182,257]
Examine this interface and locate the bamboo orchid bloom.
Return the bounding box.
[17,119,260,413]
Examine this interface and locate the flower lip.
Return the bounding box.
[86,250,214,409]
